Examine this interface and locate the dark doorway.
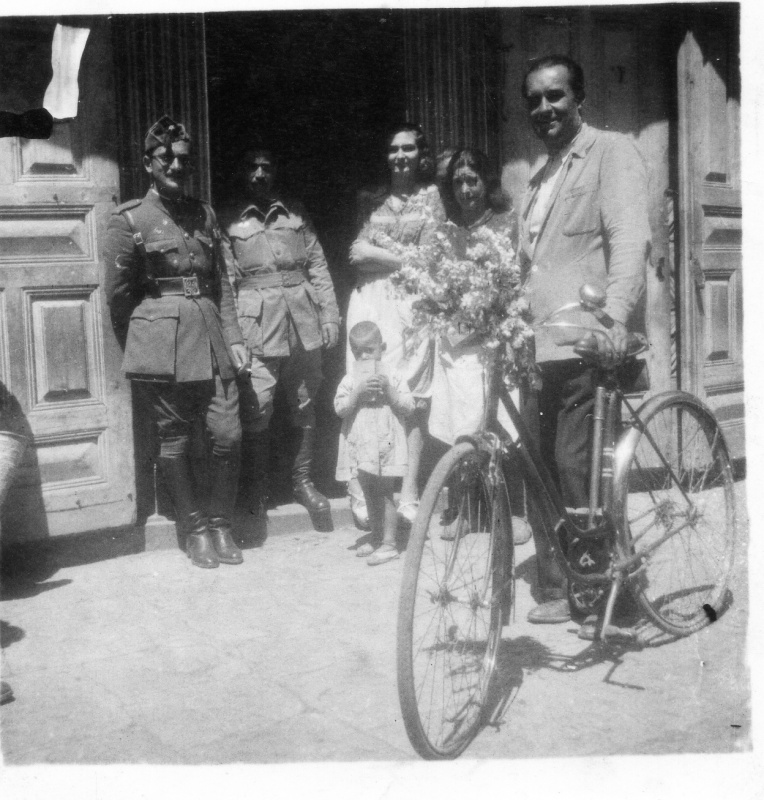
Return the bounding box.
[205,10,407,501]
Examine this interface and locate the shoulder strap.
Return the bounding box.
[201,201,222,243]
[121,208,149,261]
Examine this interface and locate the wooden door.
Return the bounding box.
[677,10,743,457]
[403,8,504,163]
[0,20,135,542]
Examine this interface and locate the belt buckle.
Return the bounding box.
[182,276,201,298]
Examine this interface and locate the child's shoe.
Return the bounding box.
[367,543,399,566]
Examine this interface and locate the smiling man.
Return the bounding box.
[105,115,248,570]
[518,55,651,630]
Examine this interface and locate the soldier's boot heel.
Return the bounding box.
[208,518,243,565]
[292,427,333,533]
[185,512,219,569]
[208,449,243,558]
[294,480,333,532]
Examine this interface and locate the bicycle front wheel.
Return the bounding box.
[397,440,510,759]
[614,392,737,636]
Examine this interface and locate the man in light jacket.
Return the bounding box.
[518,55,650,627]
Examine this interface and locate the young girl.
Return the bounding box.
[335,321,415,565]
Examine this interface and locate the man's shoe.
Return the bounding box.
[512,516,533,546]
[208,519,244,565]
[186,531,220,569]
[527,598,571,624]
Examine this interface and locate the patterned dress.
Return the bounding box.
[346,184,445,397]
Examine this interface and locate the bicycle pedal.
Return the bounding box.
[601,624,637,642]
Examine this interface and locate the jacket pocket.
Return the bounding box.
[562,183,599,235]
[237,292,264,351]
[122,298,180,377]
[144,238,180,272]
[145,238,179,254]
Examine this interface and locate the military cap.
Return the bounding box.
[144,115,191,154]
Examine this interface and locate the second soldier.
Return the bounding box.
[222,145,340,532]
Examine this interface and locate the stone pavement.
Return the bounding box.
[0,485,756,797]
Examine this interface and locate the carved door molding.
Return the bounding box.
[677,10,743,456]
[0,19,135,540]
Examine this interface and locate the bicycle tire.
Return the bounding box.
[614,391,738,636]
[397,440,511,759]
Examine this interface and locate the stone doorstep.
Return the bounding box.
[143,497,355,551]
[0,499,356,575]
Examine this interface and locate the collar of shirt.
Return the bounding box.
[542,125,582,179]
[239,198,289,225]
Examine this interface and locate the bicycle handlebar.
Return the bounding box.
[540,284,649,366]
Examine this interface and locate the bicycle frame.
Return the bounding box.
[481,367,619,591]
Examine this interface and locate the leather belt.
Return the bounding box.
[239,270,305,289]
[154,276,215,298]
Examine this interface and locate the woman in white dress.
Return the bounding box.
[346,123,445,528]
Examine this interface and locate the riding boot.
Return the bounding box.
[158,454,219,569]
[292,427,333,532]
[186,511,220,569]
[240,431,270,521]
[207,450,243,565]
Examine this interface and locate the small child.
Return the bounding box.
[335,321,415,565]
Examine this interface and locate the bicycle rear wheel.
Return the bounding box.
[614,392,737,636]
[397,440,511,759]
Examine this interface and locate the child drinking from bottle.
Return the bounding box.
[335,321,415,565]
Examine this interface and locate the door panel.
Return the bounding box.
[677,10,743,457]
[0,20,135,541]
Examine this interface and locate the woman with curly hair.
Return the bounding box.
[345,123,445,529]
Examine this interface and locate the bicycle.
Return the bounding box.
[396,285,738,760]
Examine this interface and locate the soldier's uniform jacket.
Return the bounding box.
[222,197,339,359]
[104,188,244,382]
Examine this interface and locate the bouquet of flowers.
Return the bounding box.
[389,221,535,387]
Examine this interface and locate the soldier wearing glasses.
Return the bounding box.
[105,115,249,570]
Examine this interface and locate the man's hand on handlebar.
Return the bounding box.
[608,319,629,363]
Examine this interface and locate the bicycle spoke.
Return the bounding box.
[617,395,737,635]
[398,441,508,758]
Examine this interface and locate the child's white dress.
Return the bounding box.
[334,370,415,480]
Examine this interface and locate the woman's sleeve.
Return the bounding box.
[353,186,384,242]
